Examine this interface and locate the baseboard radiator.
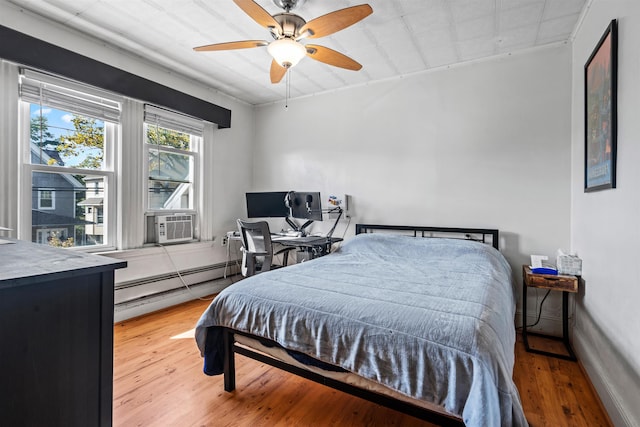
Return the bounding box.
[115,260,240,305]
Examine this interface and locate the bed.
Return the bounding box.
[195,224,528,426]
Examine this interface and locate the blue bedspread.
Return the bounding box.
[195,234,528,426]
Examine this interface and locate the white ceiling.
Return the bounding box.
[7,0,588,105]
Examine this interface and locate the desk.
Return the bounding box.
[273,235,343,262]
[227,232,342,264]
[522,265,578,361]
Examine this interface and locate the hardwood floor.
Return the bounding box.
[113,297,612,426]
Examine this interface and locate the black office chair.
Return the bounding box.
[237,219,296,277]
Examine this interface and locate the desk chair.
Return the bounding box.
[237,219,296,277]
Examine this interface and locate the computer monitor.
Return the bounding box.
[245,192,289,218]
[288,191,323,221]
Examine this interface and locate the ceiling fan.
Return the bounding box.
[194,0,373,84]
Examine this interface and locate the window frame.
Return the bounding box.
[143,126,199,214]
[142,108,203,244]
[19,102,118,252]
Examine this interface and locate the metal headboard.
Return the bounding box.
[355,224,500,250]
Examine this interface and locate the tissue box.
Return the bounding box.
[557,254,582,275]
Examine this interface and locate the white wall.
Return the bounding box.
[571,1,640,425]
[254,45,573,326]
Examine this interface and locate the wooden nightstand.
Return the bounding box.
[522,265,578,361]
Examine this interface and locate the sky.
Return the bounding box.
[30,104,103,168]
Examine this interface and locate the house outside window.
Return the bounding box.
[77,175,105,244]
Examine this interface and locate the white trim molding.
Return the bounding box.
[574,307,640,427]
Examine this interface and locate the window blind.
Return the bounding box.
[20,69,121,123]
[144,104,204,137]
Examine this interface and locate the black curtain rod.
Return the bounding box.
[0,24,231,129]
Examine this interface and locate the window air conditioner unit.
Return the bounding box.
[156,214,193,244]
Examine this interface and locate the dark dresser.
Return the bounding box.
[0,239,126,426]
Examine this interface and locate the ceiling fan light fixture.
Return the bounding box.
[268,38,307,68]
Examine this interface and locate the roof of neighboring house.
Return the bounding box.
[77,197,103,206]
[42,147,64,166]
[30,143,86,189]
[32,210,93,226]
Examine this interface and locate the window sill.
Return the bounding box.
[97,240,214,259]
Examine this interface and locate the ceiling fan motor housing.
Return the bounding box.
[272,13,306,39]
[273,0,306,12]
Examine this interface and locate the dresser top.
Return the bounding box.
[0,239,126,289]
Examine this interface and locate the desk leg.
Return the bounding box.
[522,279,530,350]
[562,292,577,361]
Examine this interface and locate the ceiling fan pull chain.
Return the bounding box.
[285,70,290,110]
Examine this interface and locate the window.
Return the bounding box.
[38,189,55,210]
[14,69,210,249]
[144,105,202,213]
[20,70,120,249]
[146,127,194,210]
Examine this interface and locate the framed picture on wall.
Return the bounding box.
[584,19,617,192]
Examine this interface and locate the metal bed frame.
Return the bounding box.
[220,224,500,426]
[355,224,499,250]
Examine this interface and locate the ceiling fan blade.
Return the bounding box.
[299,4,372,39]
[270,60,288,84]
[193,40,268,52]
[233,0,282,34]
[305,45,362,71]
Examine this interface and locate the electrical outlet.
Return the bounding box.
[221,235,228,246]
